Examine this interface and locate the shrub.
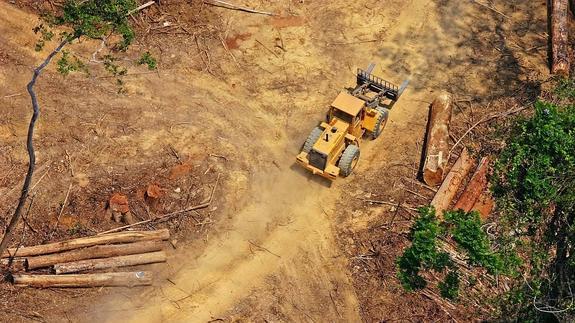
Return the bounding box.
[439,270,460,300]
[444,210,505,275]
[397,207,515,300]
[137,51,157,70]
[397,207,450,291]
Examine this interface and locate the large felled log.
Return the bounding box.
[54,251,167,274]
[26,241,164,270]
[423,93,453,186]
[2,229,169,258]
[551,0,570,75]
[431,148,474,217]
[11,271,152,288]
[471,190,495,220]
[453,157,489,212]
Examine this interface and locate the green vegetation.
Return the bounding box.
[33,24,54,51]
[438,270,460,300]
[493,84,575,321]
[56,50,87,76]
[494,101,575,228]
[397,207,516,300]
[48,0,136,49]
[137,51,157,70]
[554,78,575,100]
[35,0,138,77]
[396,206,450,291]
[444,210,505,275]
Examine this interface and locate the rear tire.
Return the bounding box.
[339,145,360,177]
[371,108,389,139]
[302,127,323,153]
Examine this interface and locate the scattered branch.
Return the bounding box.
[449,105,528,156]
[203,0,275,16]
[0,38,70,260]
[48,182,73,240]
[98,174,221,234]
[248,240,281,258]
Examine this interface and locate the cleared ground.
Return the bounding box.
[0,0,547,321]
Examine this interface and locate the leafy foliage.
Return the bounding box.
[397,207,515,300]
[397,207,450,291]
[35,0,137,77]
[444,210,505,274]
[439,270,460,300]
[33,24,54,51]
[494,101,575,229]
[51,0,136,49]
[494,93,575,321]
[57,50,87,76]
[137,51,157,70]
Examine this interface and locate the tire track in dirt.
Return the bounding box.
[1,0,442,321]
[88,158,357,322]
[110,1,438,321]
[358,0,449,172]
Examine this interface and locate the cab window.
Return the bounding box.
[331,107,353,123]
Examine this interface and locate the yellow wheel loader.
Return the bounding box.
[296,64,408,180]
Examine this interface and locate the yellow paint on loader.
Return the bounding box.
[296,65,408,180]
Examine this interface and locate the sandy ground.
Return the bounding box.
[0,0,549,321]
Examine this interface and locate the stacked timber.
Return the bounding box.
[430,148,474,217]
[420,94,495,218]
[424,150,494,219]
[453,157,489,212]
[1,229,170,288]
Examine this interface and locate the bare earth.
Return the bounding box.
[0,0,548,322]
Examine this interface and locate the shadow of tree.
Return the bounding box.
[377,0,546,102]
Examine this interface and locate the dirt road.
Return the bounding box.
[84,0,443,321]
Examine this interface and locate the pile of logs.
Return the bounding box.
[423,94,494,218]
[1,229,170,288]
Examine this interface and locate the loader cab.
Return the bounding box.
[328,91,365,138]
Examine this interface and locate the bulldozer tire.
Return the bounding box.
[339,145,360,177]
[302,127,323,153]
[371,108,389,139]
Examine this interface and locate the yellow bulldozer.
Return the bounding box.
[296,64,408,180]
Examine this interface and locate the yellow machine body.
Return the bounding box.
[296,65,408,180]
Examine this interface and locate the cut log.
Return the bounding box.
[453,157,489,212]
[551,0,570,75]
[2,229,169,258]
[471,190,495,221]
[1,258,26,272]
[26,241,164,270]
[54,251,167,274]
[423,93,453,186]
[11,271,152,288]
[430,148,474,217]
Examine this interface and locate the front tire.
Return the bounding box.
[339,145,360,177]
[302,127,323,153]
[371,107,389,139]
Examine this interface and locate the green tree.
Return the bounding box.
[494,98,575,321]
